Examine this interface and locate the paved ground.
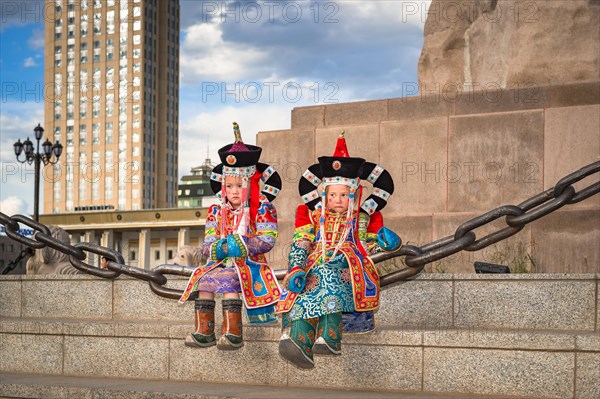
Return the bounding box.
[0,372,516,399]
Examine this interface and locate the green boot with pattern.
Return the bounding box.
[279,317,318,369]
[313,312,342,355]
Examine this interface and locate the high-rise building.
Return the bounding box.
[43,0,180,213]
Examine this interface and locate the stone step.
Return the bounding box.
[1,317,598,398]
[0,372,520,399]
[1,274,598,398]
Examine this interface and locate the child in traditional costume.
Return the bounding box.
[179,122,282,350]
[276,131,399,369]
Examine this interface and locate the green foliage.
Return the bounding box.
[375,255,405,276]
[483,241,538,273]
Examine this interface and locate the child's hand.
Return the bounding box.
[215,238,228,260]
[284,267,306,293]
[377,227,401,251]
[226,234,244,257]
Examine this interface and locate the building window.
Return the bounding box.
[66,126,74,146]
[80,97,87,118]
[107,10,115,34]
[92,95,100,117]
[105,122,113,144]
[130,250,136,261]
[105,175,113,200]
[106,93,114,116]
[79,153,87,200]
[81,14,88,37]
[155,250,160,260]
[54,99,62,121]
[79,124,87,146]
[53,179,61,202]
[94,13,101,35]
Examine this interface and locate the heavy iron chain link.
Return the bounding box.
[1,161,598,299]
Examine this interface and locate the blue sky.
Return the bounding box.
[1,0,430,216]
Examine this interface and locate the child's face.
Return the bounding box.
[326,184,351,214]
[224,175,243,208]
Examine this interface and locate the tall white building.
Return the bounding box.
[43,0,180,213]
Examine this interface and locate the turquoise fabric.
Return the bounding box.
[246,305,277,324]
[283,252,355,324]
[377,226,400,251]
[215,238,227,260]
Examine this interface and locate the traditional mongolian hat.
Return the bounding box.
[298,131,394,214]
[210,122,281,203]
[298,131,394,259]
[209,122,282,237]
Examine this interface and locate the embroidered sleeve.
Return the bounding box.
[287,205,315,271]
[202,204,222,260]
[365,211,384,254]
[234,201,278,256]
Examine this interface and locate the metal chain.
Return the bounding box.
[1,247,33,275]
[1,161,598,298]
[363,160,598,284]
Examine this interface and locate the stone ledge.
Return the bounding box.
[0,372,432,399]
[2,320,597,396]
[287,82,599,129]
[2,318,597,353]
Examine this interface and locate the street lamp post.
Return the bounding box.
[13,123,63,222]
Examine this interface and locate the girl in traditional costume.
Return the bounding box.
[276,131,399,369]
[179,122,282,350]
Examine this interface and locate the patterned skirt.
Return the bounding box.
[284,254,354,323]
[196,265,241,293]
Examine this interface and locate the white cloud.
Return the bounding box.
[23,57,36,67]
[177,103,291,178]
[0,110,45,217]
[27,28,45,50]
[341,1,431,28]
[180,21,269,84]
[0,196,27,216]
